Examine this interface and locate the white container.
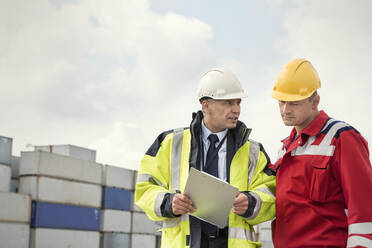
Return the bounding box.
[0,136,12,165]
[30,228,99,248]
[10,156,20,179]
[103,165,134,190]
[261,241,274,248]
[258,220,272,229]
[258,228,273,242]
[0,192,31,223]
[0,164,11,192]
[20,151,102,184]
[10,179,18,193]
[19,176,101,208]
[34,144,96,162]
[101,232,130,248]
[0,222,29,248]
[131,234,156,248]
[132,212,158,234]
[101,209,131,233]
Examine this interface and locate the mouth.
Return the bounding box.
[282,115,295,120]
[228,116,238,122]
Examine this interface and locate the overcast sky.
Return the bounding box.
[1,0,371,170]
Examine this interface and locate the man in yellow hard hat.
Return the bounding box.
[270,58,372,247]
[135,68,276,248]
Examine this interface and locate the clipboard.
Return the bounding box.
[183,167,238,228]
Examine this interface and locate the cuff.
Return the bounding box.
[239,191,257,218]
[160,193,181,218]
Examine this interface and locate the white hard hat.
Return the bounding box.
[197,68,247,101]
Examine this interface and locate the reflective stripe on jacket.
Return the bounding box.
[135,111,276,248]
[271,110,372,247]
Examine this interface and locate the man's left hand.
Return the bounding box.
[232,192,249,215]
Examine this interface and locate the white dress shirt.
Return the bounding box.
[201,120,228,181]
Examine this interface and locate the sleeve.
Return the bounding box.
[335,130,372,247]
[243,142,276,225]
[134,131,175,221]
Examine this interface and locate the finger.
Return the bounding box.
[173,203,195,215]
[232,207,245,215]
[173,195,196,213]
[174,196,194,209]
[173,205,190,215]
[175,194,193,205]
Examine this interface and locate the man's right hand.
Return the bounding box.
[172,193,196,215]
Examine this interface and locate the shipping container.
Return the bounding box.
[0,135,12,165]
[19,176,101,207]
[0,192,31,223]
[0,222,29,248]
[20,151,102,184]
[31,201,100,231]
[102,186,131,211]
[103,165,134,190]
[131,212,159,234]
[10,179,18,192]
[10,156,20,179]
[101,232,130,248]
[30,228,99,248]
[34,144,96,162]
[0,164,11,192]
[100,209,131,233]
[131,234,156,248]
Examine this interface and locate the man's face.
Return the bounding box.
[278,96,317,130]
[203,99,241,132]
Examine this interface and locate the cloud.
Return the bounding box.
[0,0,214,168]
[254,0,372,162]
[276,0,372,141]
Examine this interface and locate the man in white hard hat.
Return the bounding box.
[135,68,276,248]
[271,59,372,247]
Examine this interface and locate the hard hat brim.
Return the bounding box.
[206,92,248,100]
[271,91,314,102]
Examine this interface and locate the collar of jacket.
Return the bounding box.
[188,110,252,179]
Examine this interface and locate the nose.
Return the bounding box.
[281,102,290,114]
[232,103,240,114]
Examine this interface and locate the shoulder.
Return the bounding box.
[145,128,190,156]
[320,118,361,140]
[249,139,271,162]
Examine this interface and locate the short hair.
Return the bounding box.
[308,91,318,101]
[199,97,214,104]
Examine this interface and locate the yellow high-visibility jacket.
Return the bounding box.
[135,111,276,248]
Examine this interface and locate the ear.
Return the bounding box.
[312,94,320,109]
[201,100,209,113]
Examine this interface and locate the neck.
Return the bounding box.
[203,119,225,133]
[295,110,319,133]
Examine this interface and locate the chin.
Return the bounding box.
[227,123,237,129]
[283,121,294,126]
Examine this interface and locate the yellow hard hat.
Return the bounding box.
[272,58,321,101]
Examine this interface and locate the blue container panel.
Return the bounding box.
[31,201,100,231]
[102,187,131,211]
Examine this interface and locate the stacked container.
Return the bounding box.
[100,165,135,248]
[19,148,102,248]
[10,156,20,192]
[0,136,12,192]
[0,192,32,248]
[131,171,162,248]
[257,221,274,248]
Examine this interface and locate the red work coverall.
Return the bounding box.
[271,111,372,247]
